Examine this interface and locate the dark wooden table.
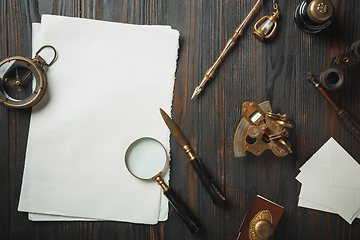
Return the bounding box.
[1,0,360,239]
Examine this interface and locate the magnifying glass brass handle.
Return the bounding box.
[190,157,225,205]
[163,187,202,233]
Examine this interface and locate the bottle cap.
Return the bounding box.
[307,0,334,23]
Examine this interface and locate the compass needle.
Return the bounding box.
[20,70,32,85]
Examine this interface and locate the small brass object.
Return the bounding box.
[253,11,279,41]
[249,210,274,240]
[155,176,170,191]
[182,145,196,161]
[253,0,280,42]
[234,101,293,157]
[308,0,333,23]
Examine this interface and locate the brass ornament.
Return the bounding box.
[249,210,274,240]
[307,0,333,23]
[243,102,292,157]
[233,101,293,158]
[317,3,329,14]
[253,0,280,41]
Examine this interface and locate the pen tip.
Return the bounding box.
[191,87,201,99]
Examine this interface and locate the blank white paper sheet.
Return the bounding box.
[18,15,180,224]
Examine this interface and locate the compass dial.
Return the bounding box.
[0,57,45,109]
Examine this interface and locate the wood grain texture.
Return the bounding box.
[1,0,359,239]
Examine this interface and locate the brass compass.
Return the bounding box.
[0,45,57,109]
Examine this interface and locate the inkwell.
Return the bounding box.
[294,0,334,33]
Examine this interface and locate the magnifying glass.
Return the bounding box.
[125,137,201,233]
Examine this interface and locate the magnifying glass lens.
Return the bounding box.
[125,138,167,179]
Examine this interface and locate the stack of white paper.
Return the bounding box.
[296,137,360,224]
[18,15,180,224]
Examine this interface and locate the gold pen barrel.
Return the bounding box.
[191,0,263,99]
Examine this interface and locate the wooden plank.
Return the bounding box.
[0,0,10,238]
[3,0,40,239]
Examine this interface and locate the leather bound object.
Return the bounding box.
[236,195,284,240]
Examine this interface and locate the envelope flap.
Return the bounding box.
[327,138,360,189]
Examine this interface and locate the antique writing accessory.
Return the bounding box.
[294,0,334,33]
[297,137,360,224]
[253,0,280,42]
[308,75,360,141]
[125,137,201,233]
[0,45,57,109]
[234,101,293,157]
[249,210,273,240]
[316,39,360,91]
[191,0,262,99]
[237,195,284,240]
[160,108,225,205]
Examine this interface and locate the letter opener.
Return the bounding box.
[160,108,225,205]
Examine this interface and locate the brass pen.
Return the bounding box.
[160,108,225,205]
[191,0,263,99]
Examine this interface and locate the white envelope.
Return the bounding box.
[296,137,360,224]
[299,185,329,208]
[298,185,360,219]
[326,138,360,189]
[298,198,336,214]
